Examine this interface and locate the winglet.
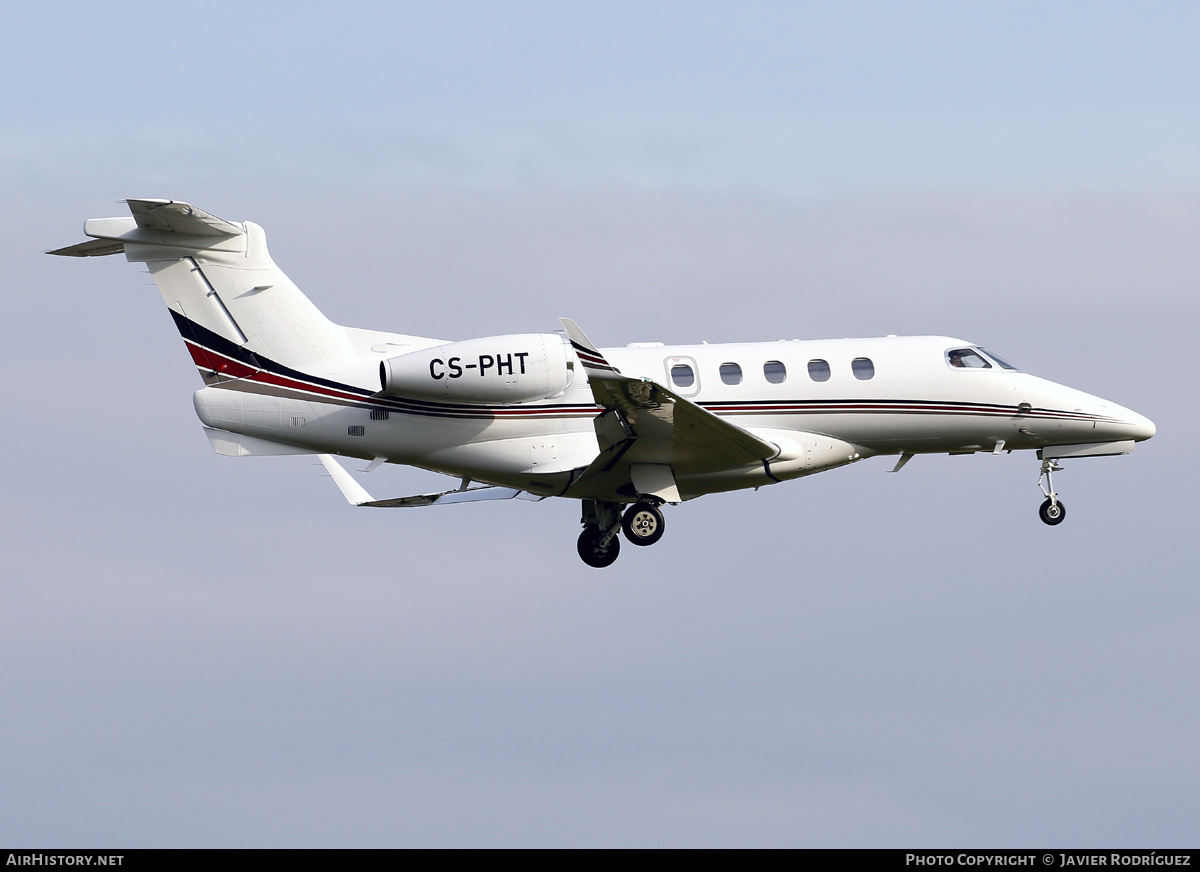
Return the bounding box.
[319,454,375,505]
[559,318,621,376]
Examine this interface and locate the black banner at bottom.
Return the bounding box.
[1,849,1196,860]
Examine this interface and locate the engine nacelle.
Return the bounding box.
[380,333,573,404]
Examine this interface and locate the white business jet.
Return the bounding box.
[51,200,1155,567]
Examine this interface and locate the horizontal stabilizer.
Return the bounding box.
[125,199,243,237]
[46,238,125,257]
[318,454,544,508]
[47,199,248,261]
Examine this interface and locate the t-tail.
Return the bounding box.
[49,199,359,385]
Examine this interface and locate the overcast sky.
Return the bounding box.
[2,2,1197,847]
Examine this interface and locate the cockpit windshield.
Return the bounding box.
[979,348,1019,370]
[946,348,991,369]
[946,347,1021,371]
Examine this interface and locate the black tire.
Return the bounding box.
[577,526,621,568]
[622,502,665,546]
[1039,498,1066,526]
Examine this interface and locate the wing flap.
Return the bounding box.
[630,463,682,503]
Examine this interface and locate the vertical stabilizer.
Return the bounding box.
[51,200,355,382]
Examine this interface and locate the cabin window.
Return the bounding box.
[763,360,787,384]
[807,359,831,382]
[980,348,1018,370]
[946,348,991,369]
[671,364,696,388]
[719,362,742,385]
[852,357,875,380]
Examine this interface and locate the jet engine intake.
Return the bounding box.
[379,333,572,404]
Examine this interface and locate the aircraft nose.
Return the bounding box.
[1104,400,1156,442]
[1127,411,1156,442]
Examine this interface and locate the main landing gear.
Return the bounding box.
[577,524,621,568]
[622,501,665,546]
[577,499,668,567]
[1038,458,1066,526]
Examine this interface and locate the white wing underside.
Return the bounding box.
[318,454,546,508]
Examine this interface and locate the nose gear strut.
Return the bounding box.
[1037,458,1067,526]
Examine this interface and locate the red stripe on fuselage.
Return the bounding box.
[186,339,1113,426]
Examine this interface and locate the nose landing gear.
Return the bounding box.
[1038,458,1067,526]
[1039,498,1066,525]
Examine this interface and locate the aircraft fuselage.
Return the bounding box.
[191,333,1153,501]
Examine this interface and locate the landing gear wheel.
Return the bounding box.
[577,526,621,568]
[1039,498,1066,526]
[622,502,665,546]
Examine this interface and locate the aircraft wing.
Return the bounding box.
[560,319,780,499]
[318,454,546,508]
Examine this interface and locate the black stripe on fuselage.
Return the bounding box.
[171,309,373,398]
[175,313,1115,425]
[700,398,1118,422]
[175,312,598,417]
